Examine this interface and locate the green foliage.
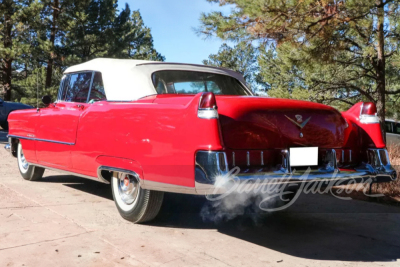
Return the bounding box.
[0,0,164,102]
[62,1,164,65]
[15,67,60,106]
[202,42,267,93]
[199,0,400,119]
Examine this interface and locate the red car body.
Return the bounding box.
[4,59,396,222]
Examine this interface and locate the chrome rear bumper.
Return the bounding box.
[195,166,396,195]
[194,149,397,195]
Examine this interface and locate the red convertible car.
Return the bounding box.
[5,58,396,223]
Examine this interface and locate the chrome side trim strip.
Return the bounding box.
[30,163,109,184]
[8,135,74,146]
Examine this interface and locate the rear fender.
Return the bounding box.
[342,102,385,149]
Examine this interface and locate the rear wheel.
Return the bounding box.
[17,142,45,181]
[111,172,164,223]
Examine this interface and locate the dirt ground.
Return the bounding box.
[1,129,400,266]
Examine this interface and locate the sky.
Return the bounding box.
[118,0,232,64]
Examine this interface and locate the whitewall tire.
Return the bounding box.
[111,172,164,223]
[17,142,45,181]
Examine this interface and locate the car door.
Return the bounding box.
[35,72,94,168]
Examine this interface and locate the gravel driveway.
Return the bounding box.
[0,135,399,266]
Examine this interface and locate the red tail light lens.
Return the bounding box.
[359,102,379,124]
[199,92,217,109]
[198,92,218,119]
[361,102,377,115]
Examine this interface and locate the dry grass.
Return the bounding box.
[371,143,400,199]
[331,144,400,203]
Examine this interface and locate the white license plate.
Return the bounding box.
[289,147,318,167]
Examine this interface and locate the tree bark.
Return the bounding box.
[1,3,13,101]
[375,0,386,137]
[2,59,12,101]
[45,0,59,88]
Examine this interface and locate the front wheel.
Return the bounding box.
[111,172,164,223]
[17,142,45,181]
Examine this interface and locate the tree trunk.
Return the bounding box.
[2,59,12,101]
[45,0,59,88]
[2,4,13,101]
[375,0,386,138]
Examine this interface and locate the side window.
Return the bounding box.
[57,75,69,101]
[385,121,393,133]
[88,72,106,102]
[394,123,400,135]
[63,72,93,103]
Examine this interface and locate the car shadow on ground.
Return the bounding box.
[39,175,114,200]
[39,174,400,262]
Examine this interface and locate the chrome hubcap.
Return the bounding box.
[19,148,29,170]
[117,173,139,205]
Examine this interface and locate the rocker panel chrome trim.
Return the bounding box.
[8,134,74,146]
[141,180,197,194]
[30,163,109,184]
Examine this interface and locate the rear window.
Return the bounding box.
[152,70,250,95]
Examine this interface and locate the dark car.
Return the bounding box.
[0,98,33,130]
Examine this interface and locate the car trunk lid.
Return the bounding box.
[216,96,348,150]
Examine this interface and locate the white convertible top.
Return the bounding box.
[64,58,247,101]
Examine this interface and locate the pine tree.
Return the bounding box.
[15,66,61,106]
[0,0,42,100]
[202,42,265,92]
[1,0,164,104]
[199,0,400,128]
[62,1,164,64]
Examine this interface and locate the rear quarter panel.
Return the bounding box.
[72,94,222,187]
[8,109,39,163]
